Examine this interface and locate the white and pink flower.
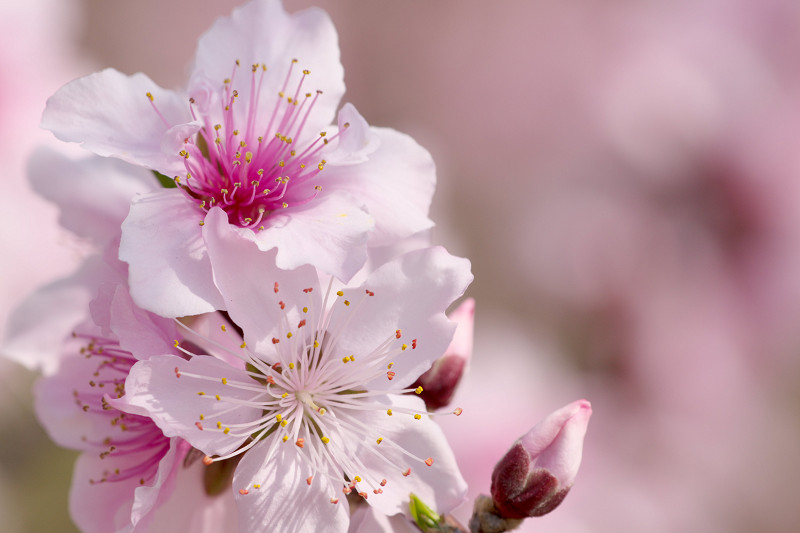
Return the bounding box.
[42,0,436,318]
[122,216,472,532]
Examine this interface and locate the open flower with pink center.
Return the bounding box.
[41,0,436,317]
[34,281,192,533]
[122,212,471,531]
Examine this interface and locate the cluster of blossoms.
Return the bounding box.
[2,1,591,532]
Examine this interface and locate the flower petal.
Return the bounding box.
[119,190,224,317]
[324,105,436,245]
[333,247,473,390]
[232,439,350,533]
[28,147,155,245]
[123,355,262,456]
[356,394,467,517]
[41,68,193,174]
[250,192,374,282]
[190,0,345,136]
[203,207,321,354]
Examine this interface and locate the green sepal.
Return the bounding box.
[409,493,442,532]
[153,170,177,189]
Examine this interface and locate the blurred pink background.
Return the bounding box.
[3,0,800,531]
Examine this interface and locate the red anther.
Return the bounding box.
[195,422,204,431]
[239,488,249,495]
[373,488,383,494]
[272,337,280,344]
[202,456,214,466]
[342,486,351,494]
[412,339,417,349]
[279,300,285,309]
[402,468,411,477]
[303,287,313,293]
[365,289,374,296]
[296,438,305,448]
[358,491,368,499]
[330,498,339,504]
[425,457,434,467]
[454,407,463,416]
[174,367,181,378]
[380,479,387,487]
[298,319,306,328]
[395,329,402,339]
[266,376,276,385]
[306,476,313,486]
[272,363,282,370]
[273,282,279,293]
[387,371,396,380]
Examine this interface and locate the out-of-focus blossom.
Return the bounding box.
[123,229,471,532]
[42,0,436,318]
[490,399,591,520]
[415,297,474,411]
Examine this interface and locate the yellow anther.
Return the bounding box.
[287,332,293,339]
[282,435,289,442]
[354,476,362,482]
[221,378,228,385]
[318,163,325,171]
[303,69,310,75]
[289,362,295,369]
[344,300,350,306]
[146,92,154,101]
[336,290,344,297]
[376,437,383,444]
[303,307,309,313]
[240,342,247,349]
[401,344,408,351]
[221,325,227,332]
[282,202,288,208]
[198,392,206,396]
[313,340,319,348]
[415,386,423,394]
[321,436,330,444]
[276,414,283,422]
[199,414,205,420]
[387,362,394,369]
[223,427,230,434]
[215,395,221,401]
[318,408,326,415]
[173,340,179,347]
[414,414,422,420]
[342,357,349,364]
[216,421,222,429]
[386,409,393,416]
[349,355,355,362]
[281,392,289,399]
[280,420,288,427]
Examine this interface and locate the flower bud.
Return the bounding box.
[490,399,592,519]
[415,298,474,410]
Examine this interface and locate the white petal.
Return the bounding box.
[119,190,224,317]
[190,0,345,136]
[42,68,192,174]
[232,439,350,533]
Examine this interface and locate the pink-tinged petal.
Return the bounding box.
[123,355,262,456]
[348,506,419,533]
[324,105,436,245]
[251,192,374,282]
[190,0,344,135]
[353,394,467,518]
[34,347,114,449]
[491,399,592,519]
[324,103,380,166]
[2,255,117,374]
[108,284,178,360]
[232,439,350,533]
[203,207,321,354]
[333,247,473,390]
[41,68,193,175]
[119,190,224,317]
[69,452,147,533]
[28,147,155,245]
[129,439,188,532]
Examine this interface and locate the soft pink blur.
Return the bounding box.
[3,0,800,532]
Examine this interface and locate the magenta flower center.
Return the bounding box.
[152,60,349,230]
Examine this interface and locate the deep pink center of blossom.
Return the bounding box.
[73,333,170,486]
[154,60,349,230]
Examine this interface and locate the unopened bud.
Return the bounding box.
[490,399,591,519]
[415,298,474,410]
